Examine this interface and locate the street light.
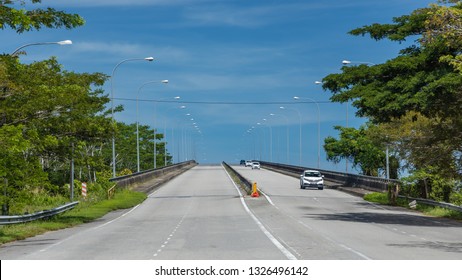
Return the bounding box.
[342,60,375,66]
[280,106,302,166]
[110,56,154,177]
[163,105,186,164]
[249,125,264,160]
[258,119,272,162]
[153,95,179,168]
[340,60,376,174]
[10,39,74,200]
[293,96,321,169]
[136,79,168,173]
[11,40,72,56]
[270,113,289,163]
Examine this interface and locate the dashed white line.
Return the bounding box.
[152,204,189,258]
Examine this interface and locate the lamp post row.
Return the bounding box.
[110,57,154,178]
[11,40,177,178]
[136,80,169,173]
[11,42,388,179]
[248,97,320,169]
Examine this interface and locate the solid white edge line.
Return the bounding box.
[222,164,297,260]
[259,189,275,206]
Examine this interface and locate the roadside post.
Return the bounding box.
[251,182,260,197]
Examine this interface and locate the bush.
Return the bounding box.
[450,191,462,206]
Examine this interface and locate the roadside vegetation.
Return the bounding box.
[364,192,462,220]
[0,1,171,222]
[1,0,462,244]
[322,0,462,206]
[0,189,146,245]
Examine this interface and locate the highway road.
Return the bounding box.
[236,165,462,259]
[0,164,461,260]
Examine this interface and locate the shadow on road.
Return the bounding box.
[387,241,462,254]
[305,212,462,228]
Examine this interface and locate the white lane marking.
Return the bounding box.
[229,166,371,260]
[223,165,297,260]
[38,204,142,253]
[338,244,372,260]
[93,204,142,230]
[259,189,275,207]
[152,202,191,258]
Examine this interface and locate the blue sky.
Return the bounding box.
[2,0,435,171]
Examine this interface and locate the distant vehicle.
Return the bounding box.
[240,160,245,165]
[251,162,261,169]
[300,170,324,190]
[245,160,253,167]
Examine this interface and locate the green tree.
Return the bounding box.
[324,125,392,177]
[0,55,113,191]
[112,122,171,174]
[0,124,48,190]
[320,1,462,196]
[0,0,84,33]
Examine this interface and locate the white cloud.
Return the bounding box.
[181,2,358,28]
[72,41,144,55]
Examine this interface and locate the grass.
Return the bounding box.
[364,192,462,220]
[0,190,147,245]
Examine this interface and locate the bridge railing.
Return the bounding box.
[0,161,197,225]
[259,161,399,192]
[259,161,462,213]
[109,160,197,189]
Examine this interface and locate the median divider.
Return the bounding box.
[222,161,257,196]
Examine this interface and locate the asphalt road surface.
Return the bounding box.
[0,165,461,259]
[236,165,462,259]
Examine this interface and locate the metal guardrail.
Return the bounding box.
[259,161,462,213]
[259,161,399,192]
[0,201,79,225]
[399,196,462,213]
[0,161,195,225]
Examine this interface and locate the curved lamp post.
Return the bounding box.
[280,106,302,166]
[343,60,391,179]
[11,40,72,56]
[270,112,290,164]
[342,60,375,66]
[293,96,321,169]
[153,95,179,168]
[258,119,273,162]
[136,79,168,172]
[340,60,376,173]
[110,56,154,177]
[9,39,73,201]
[163,105,186,165]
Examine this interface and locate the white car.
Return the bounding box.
[300,170,324,190]
[245,160,253,167]
[251,162,261,169]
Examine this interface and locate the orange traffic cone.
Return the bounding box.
[251,182,260,197]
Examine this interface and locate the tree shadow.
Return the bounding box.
[387,241,462,254]
[305,212,462,228]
